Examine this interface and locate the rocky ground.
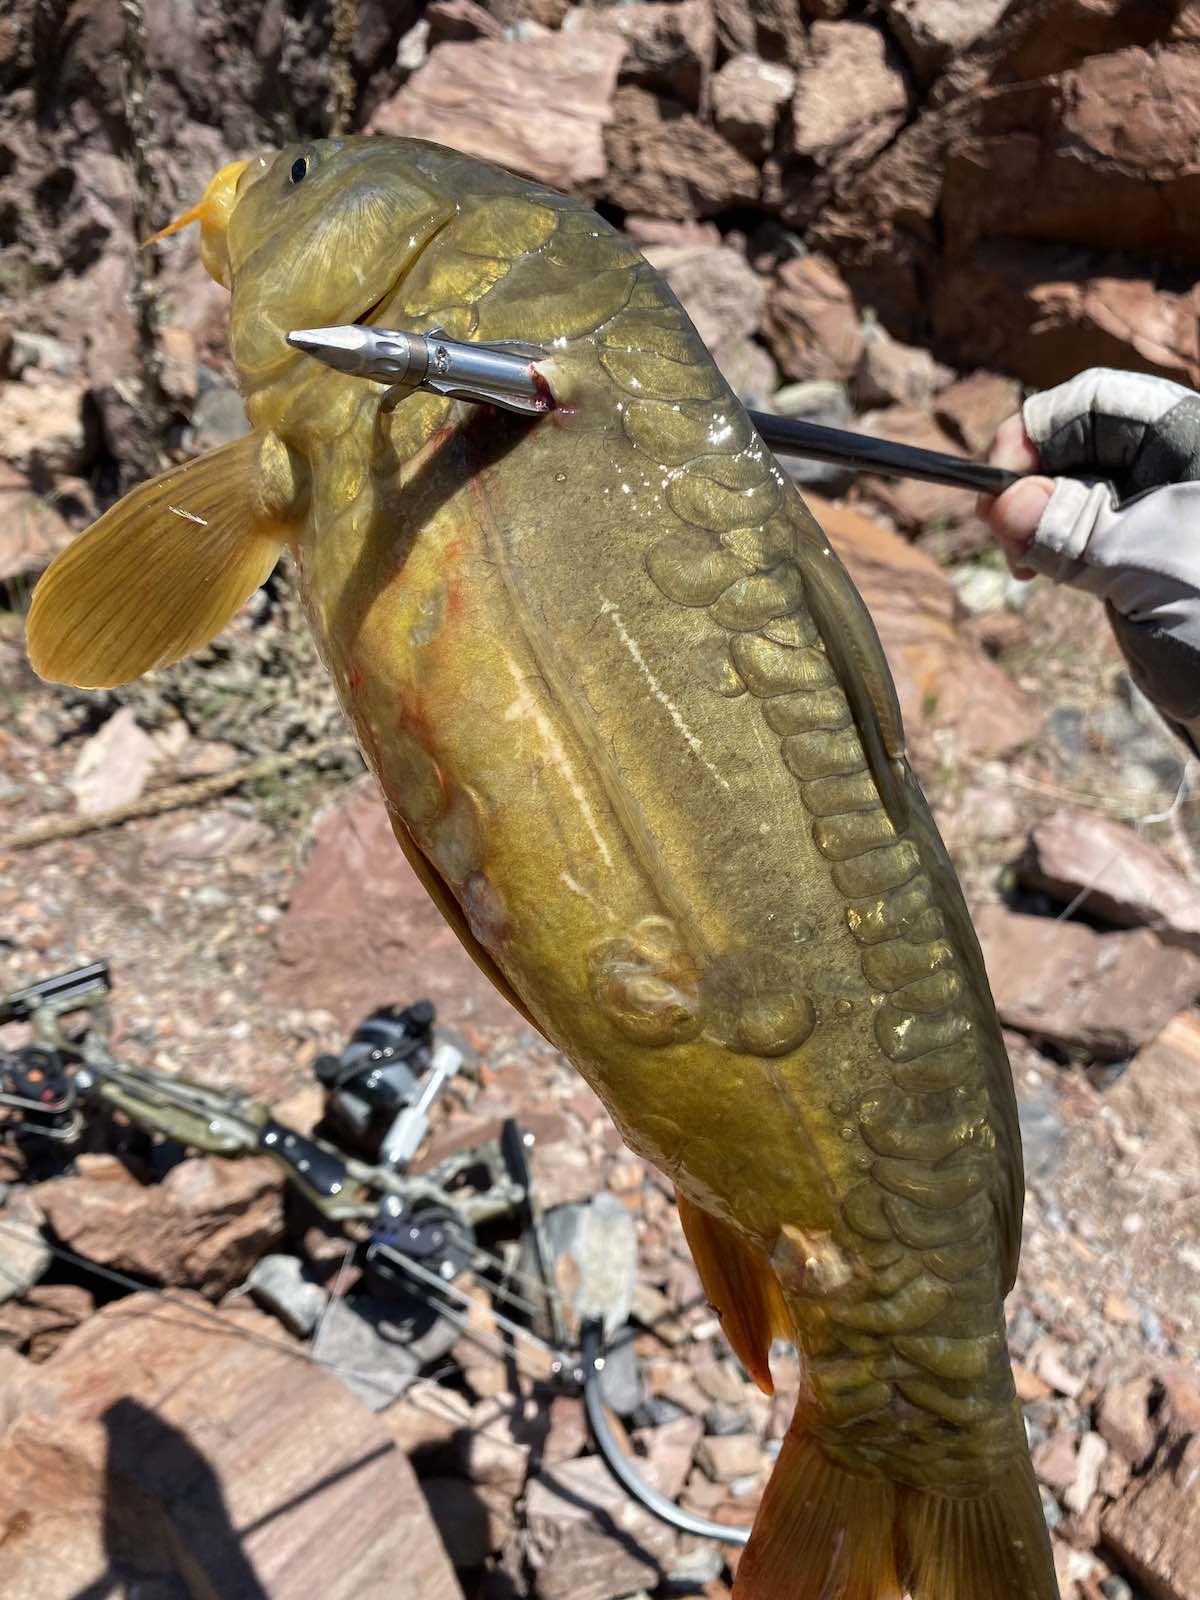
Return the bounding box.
[2,2,1200,1598]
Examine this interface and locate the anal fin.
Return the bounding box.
[674,1191,790,1395]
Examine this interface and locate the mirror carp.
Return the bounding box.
[26,137,1058,1600]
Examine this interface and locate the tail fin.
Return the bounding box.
[734,1412,903,1600]
[734,1412,1060,1600]
[899,1450,1060,1600]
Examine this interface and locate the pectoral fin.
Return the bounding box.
[26,433,300,689]
[675,1190,790,1395]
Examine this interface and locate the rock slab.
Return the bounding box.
[34,1153,284,1297]
[368,33,626,190]
[975,906,1200,1060]
[268,778,521,1033]
[808,494,1034,761]
[0,1292,463,1600]
[1021,806,1200,951]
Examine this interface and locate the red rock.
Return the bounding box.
[1021,807,1200,950]
[0,1292,464,1600]
[1097,1372,1158,1469]
[529,1132,603,1210]
[808,495,1036,761]
[421,1475,513,1567]
[1104,1014,1200,1198]
[542,1393,588,1465]
[974,906,1200,1061]
[527,1454,677,1600]
[580,0,715,110]
[0,1284,94,1363]
[694,1360,752,1408]
[1160,1364,1200,1435]
[634,1415,704,1499]
[853,326,954,410]
[788,22,909,165]
[712,0,810,65]
[381,1378,473,1458]
[1033,1428,1082,1495]
[522,0,571,26]
[604,85,759,220]
[763,253,863,381]
[0,461,73,582]
[368,32,626,190]
[1102,1430,1200,1600]
[881,0,1010,82]
[934,242,1200,391]
[268,778,521,1034]
[1000,0,1181,80]
[34,1155,284,1298]
[425,0,506,44]
[640,242,767,375]
[763,20,910,227]
[624,217,722,248]
[934,370,1022,457]
[939,47,1200,268]
[696,1432,764,1485]
[806,107,944,331]
[711,52,794,158]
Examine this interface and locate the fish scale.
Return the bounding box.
[24,136,1059,1600]
[593,253,1032,1495]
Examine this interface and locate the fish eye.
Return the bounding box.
[289,155,310,185]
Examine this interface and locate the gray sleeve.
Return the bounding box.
[1020,370,1200,750]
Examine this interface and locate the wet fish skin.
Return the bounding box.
[25,137,1058,1600]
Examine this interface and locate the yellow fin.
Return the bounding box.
[735,1408,903,1600]
[674,1191,790,1396]
[26,434,288,689]
[735,1410,1060,1600]
[790,501,910,828]
[899,1451,1060,1600]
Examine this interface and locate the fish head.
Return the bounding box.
[155,136,648,427]
[156,138,459,399]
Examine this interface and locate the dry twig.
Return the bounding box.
[0,738,355,854]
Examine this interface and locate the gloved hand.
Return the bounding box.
[984,367,1200,752]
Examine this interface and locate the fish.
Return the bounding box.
[25,137,1059,1599]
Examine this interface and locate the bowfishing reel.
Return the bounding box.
[312,1000,437,1159]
